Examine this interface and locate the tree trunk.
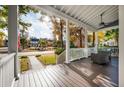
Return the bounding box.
[79,29,83,48]
[93,32,95,47]
[60,20,64,48]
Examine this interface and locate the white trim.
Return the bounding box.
[119,6,124,87]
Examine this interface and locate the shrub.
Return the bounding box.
[70,41,76,48]
[53,40,62,48]
[55,48,65,55]
[21,56,28,58]
[36,55,41,57]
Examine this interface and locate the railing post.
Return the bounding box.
[119,5,124,87]
[65,19,70,63]
[8,5,19,80]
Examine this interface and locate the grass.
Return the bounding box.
[20,56,30,72]
[37,54,56,65]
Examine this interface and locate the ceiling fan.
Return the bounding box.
[99,11,108,28]
[98,11,118,29]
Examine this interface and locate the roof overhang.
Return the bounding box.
[31,5,97,31]
[30,5,118,32]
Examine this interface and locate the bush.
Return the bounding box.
[70,41,76,48]
[21,56,28,58]
[55,48,65,55]
[36,55,41,57]
[53,40,62,48]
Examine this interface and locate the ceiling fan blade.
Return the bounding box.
[98,20,119,29]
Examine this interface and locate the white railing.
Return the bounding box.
[88,47,96,56]
[0,53,15,87]
[56,47,96,63]
[70,48,88,61]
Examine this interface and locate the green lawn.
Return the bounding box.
[37,54,56,65]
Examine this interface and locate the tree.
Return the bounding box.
[104,28,119,46]
[0,6,8,29]
[20,37,28,49]
[19,5,38,37]
[50,16,65,48]
[60,19,65,48]
[38,39,48,49]
[53,40,62,48]
[0,5,39,34]
[39,12,86,48]
[69,24,85,48]
[112,28,119,46]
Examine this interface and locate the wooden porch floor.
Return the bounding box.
[13,56,118,87]
[13,64,92,87]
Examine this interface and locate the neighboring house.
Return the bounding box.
[30,38,39,47]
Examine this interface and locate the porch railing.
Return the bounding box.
[88,47,96,56]
[98,47,119,57]
[0,53,15,87]
[56,48,96,64]
[70,48,88,61]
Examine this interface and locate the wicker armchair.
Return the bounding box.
[91,51,111,65]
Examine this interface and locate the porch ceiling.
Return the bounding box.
[32,5,118,31]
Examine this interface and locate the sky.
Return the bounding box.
[20,12,53,40]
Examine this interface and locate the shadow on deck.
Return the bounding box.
[68,57,118,87]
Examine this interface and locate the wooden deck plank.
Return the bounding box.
[32,71,42,87]
[40,70,54,87]
[47,67,72,87]
[43,69,60,87]
[36,70,48,87]
[46,68,66,87]
[28,71,36,87]
[13,64,93,87]
[59,64,92,87]
[51,65,80,87]
[23,71,30,87]
[55,65,86,87]
[48,67,73,87]
[18,74,24,87]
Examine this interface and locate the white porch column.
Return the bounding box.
[65,19,70,63]
[8,5,19,80]
[119,6,124,87]
[95,32,98,53]
[84,29,88,58]
[84,30,88,48]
